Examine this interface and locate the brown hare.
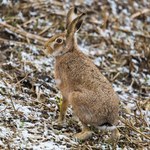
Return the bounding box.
[44,7,120,141]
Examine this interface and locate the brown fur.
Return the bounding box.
[44,7,119,141]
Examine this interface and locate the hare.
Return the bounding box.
[44,7,120,141]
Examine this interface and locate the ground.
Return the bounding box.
[0,0,150,149]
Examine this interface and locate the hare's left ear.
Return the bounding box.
[66,7,78,29]
[66,13,86,38]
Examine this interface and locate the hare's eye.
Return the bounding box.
[56,38,63,44]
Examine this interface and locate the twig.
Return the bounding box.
[131,9,150,19]
[120,117,150,140]
[111,72,121,81]
[10,98,17,112]
[0,22,48,44]
[0,37,44,49]
[0,106,8,113]
[23,14,46,27]
[39,26,51,35]
[31,98,52,110]
[82,32,131,48]
[135,101,148,127]
[2,79,17,112]
[113,26,150,39]
[21,0,63,9]
[15,72,30,86]
[4,72,14,81]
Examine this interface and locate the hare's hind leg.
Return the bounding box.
[74,123,93,141]
[69,91,93,140]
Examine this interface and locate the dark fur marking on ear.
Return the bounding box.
[74,7,77,14]
[76,20,83,30]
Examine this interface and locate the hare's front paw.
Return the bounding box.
[74,130,93,141]
[111,128,120,142]
[52,118,67,129]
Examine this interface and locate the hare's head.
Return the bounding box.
[44,7,86,57]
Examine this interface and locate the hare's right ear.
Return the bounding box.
[66,7,78,29]
[66,13,86,38]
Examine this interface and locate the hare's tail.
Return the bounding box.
[97,123,117,131]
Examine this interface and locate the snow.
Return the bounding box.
[0,126,13,138]
[18,11,25,21]
[1,0,9,5]
[32,141,64,150]
[107,0,117,15]
[28,45,39,55]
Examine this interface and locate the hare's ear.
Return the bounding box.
[66,13,86,38]
[66,7,78,29]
